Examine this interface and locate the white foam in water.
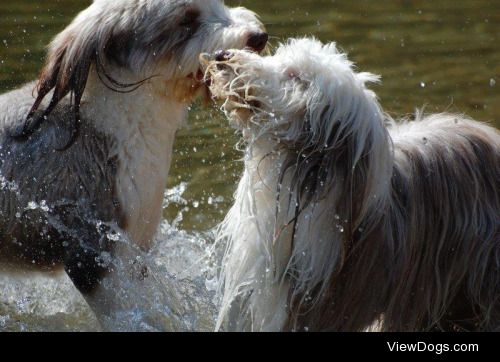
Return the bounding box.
[0,183,221,331]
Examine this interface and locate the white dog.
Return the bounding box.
[0,0,266,330]
[203,38,500,331]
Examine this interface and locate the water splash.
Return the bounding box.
[0,183,222,331]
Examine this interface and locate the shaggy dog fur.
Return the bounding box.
[203,38,500,331]
[0,0,266,329]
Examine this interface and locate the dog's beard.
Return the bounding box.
[201,55,267,129]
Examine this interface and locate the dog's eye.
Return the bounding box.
[180,8,200,27]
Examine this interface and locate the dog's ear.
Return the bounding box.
[300,76,391,227]
[32,26,98,119]
[14,10,114,147]
[9,14,104,147]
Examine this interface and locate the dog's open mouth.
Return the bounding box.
[199,52,229,89]
[199,52,265,128]
[199,52,236,101]
[190,48,247,105]
[184,67,211,105]
[198,46,268,98]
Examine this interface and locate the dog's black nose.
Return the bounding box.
[215,50,232,62]
[246,32,268,52]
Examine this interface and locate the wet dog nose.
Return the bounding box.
[215,50,233,62]
[246,32,268,52]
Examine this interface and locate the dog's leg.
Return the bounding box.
[63,240,109,295]
[55,211,189,332]
[79,239,190,332]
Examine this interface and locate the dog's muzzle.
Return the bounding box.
[199,51,234,72]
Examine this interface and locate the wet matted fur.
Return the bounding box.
[0,0,266,321]
[204,38,500,331]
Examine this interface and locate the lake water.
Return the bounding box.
[0,0,498,331]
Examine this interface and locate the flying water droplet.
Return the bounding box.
[26,201,38,210]
[106,232,121,242]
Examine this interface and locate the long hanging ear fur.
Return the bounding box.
[11,6,143,150]
[11,22,101,149]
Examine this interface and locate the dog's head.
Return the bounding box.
[204,37,392,236]
[203,38,382,143]
[23,0,267,143]
[41,0,266,90]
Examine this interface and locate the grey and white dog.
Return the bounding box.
[0,0,266,329]
[204,38,500,331]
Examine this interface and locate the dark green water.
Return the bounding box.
[1,0,499,231]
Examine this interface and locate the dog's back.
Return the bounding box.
[387,114,500,331]
[308,114,500,332]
